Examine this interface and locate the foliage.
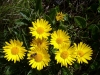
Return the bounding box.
[0,0,100,75]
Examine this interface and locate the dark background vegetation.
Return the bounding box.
[0,0,100,75]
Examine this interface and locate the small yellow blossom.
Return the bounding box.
[56,12,65,21]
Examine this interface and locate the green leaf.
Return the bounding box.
[45,15,52,24]
[88,24,99,35]
[35,0,43,13]
[4,66,12,75]
[73,63,81,70]
[64,13,69,21]
[0,55,4,58]
[90,61,98,70]
[14,19,26,26]
[27,69,34,75]
[20,12,31,21]
[49,6,59,21]
[82,73,88,75]
[99,0,100,4]
[27,69,42,75]
[97,6,100,13]
[61,67,72,75]
[74,16,86,28]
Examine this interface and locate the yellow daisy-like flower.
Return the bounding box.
[3,39,27,63]
[29,19,52,39]
[27,47,50,70]
[50,29,70,49]
[56,12,65,21]
[74,42,93,64]
[30,38,49,50]
[55,45,76,67]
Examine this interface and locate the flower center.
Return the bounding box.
[60,51,68,59]
[78,51,84,57]
[56,38,63,44]
[11,47,19,55]
[37,39,42,45]
[59,15,63,19]
[57,14,63,19]
[36,27,44,34]
[58,14,61,17]
[34,53,43,62]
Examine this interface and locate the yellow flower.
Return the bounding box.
[56,12,65,21]
[74,42,93,64]
[55,45,76,67]
[27,47,50,70]
[30,38,49,50]
[29,19,52,39]
[50,29,70,49]
[3,39,27,63]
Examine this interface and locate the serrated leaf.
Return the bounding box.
[74,16,86,28]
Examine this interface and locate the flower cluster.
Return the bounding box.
[28,19,51,70]
[3,12,93,71]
